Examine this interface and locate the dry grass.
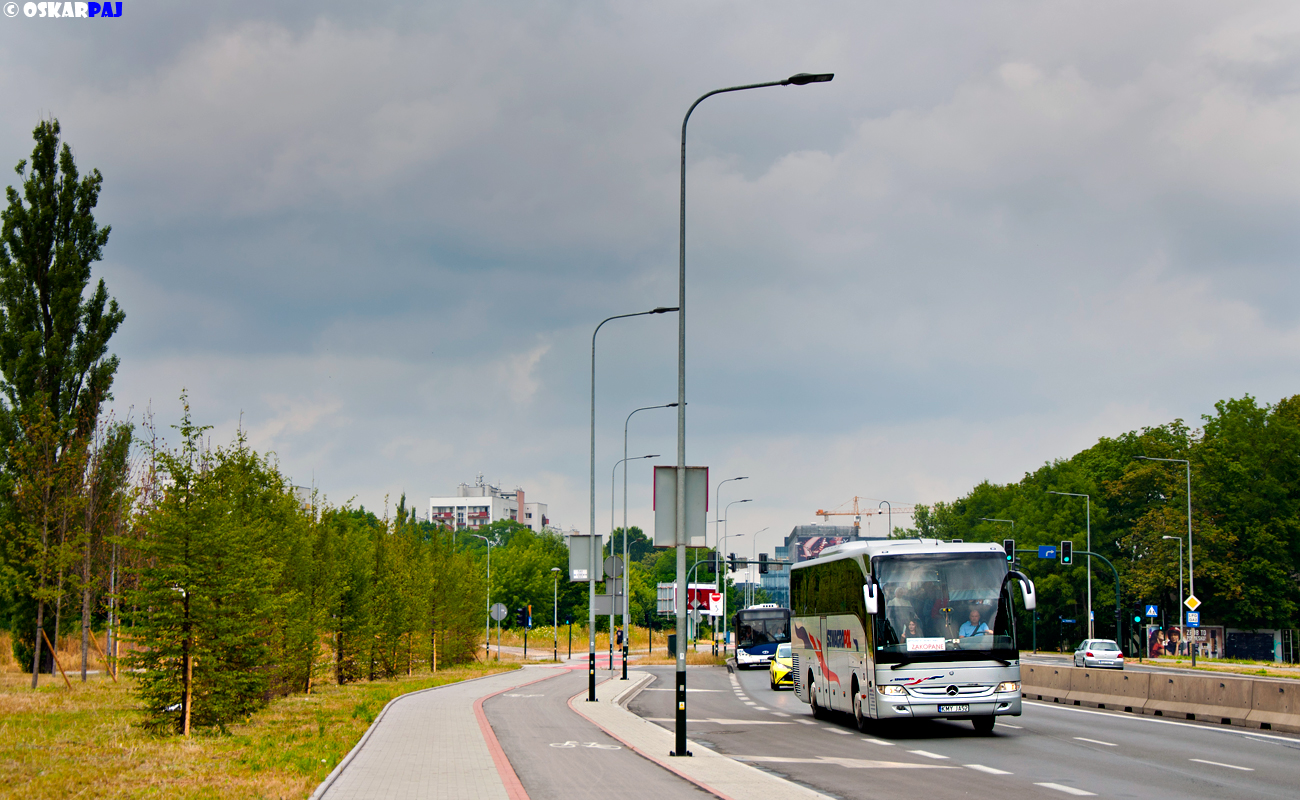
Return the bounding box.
[0,662,518,799]
[0,630,121,676]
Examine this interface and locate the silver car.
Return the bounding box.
[1073,639,1125,669]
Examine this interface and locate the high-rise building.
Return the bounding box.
[428,474,549,532]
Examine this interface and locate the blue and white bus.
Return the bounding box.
[733,604,791,668]
[790,538,1036,733]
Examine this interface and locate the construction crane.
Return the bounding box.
[815,497,916,532]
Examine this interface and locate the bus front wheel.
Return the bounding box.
[972,716,995,734]
[852,679,870,732]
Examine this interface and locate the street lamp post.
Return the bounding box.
[469,534,492,660]
[551,567,561,662]
[720,498,751,644]
[1048,491,1093,638]
[612,453,658,675]
[879,500,891,538]
[673,70,834,758]
[623,403,678,679]
[1138,455,1194,665]
[1161,535,1185,656]
[748,527,770,606]
[590,307,677,702]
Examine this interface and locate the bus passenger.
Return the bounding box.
[904,619,924,640]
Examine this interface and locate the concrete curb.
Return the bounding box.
[570,670,834,800]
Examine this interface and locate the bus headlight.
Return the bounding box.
[878,685,906,695]
[997,681,1020,693]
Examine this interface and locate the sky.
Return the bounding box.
[3,1,1300,559]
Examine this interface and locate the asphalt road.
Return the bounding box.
[483,667,712,799]
[626,664,1300,799]
[1023,651,1300,679]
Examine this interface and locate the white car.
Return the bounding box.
[1073,639,1124,669]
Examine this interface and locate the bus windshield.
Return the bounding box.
[735,609,790,650]
[873,553,1016,662]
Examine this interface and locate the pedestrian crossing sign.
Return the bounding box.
[1145,605,1158,617]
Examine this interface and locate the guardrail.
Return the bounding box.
[1022,664,1300,733]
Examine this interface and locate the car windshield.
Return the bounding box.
[873,553,1017,662]
[776,643,791,658]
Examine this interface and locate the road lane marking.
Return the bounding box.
[753,706,770,711]
[796,719,817,725]
[999,723,1023,729]
[825,729,854,735]
[1034,783,1096,796]
[965,764,1012,775]
[1189,758,1254,771]
[1073,737,1117,747]
[744,701,757,706]
[737,755,955,770]
[771,711,791,717]
[1024,700,1300,744]
[908,749,950,759]
[862,738,895,746]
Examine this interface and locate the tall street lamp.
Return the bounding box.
[879,500,891,538]
[720,498,751,644]
[715,476,749,580]
[622,403,678,679]
[673,70,833,757]
[1048,490,1093,638]
[1137,455,1194,663]
[1161,535,1184,652]
[551,567,562,662]
[748,527,770,606]
[469,534,493,660]
[590,307,677,701]
[612,453,658,674]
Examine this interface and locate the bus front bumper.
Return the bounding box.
[875,691,1022,719]
[736,650,774,668]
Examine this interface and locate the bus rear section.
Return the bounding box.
[733,604,790,668]
[789,539,1035,733]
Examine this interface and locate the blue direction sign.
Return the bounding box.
[1038,545,1057,559]
[1061,619,1076,623]
[1145,604,1158,617]
[1186,612,1200,628]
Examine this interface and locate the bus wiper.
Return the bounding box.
[890,660,912,670]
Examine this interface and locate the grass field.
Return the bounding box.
[0,661,518,799]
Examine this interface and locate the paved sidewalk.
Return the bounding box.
[574,671,833,799]
[315,667,564,800]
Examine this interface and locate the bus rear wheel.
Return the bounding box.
[810,673,828,719]
[972,716,996,734]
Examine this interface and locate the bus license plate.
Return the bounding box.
[938,704,969,713]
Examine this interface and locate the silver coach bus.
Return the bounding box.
[789,538,1036,733]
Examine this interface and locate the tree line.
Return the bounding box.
[912,394,1300,649]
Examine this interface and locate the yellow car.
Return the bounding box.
[769,642,793,690]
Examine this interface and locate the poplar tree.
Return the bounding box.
[0,118,124,680]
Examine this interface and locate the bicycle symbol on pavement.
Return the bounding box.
[549,741,621,749]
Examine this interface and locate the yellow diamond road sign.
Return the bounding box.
[1184,595,1201,611]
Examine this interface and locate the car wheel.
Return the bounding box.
[770,676,777,691]
[853,680,869,732]
[810,673,828,719]
[972,716,996,734]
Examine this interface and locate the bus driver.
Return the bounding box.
[959,608,990,638]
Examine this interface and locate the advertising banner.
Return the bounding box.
[794,535,848,562]
[1146,624,1226,659]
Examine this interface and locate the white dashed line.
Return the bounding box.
[826,728,854,735]
[1190,758,1254,771]
[753,706,770,711]
[771,712,790,717]
[743,701,757,706]
[999,723,1023,729]
[796,719,817,725]
[862,737,895,745]
[1035,783,1095,796]
[908,749,950,760]
[965,764,1012,775]
[1073,737,1117,747]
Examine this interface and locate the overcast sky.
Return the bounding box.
[3,1,1299,555]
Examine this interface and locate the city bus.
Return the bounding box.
[789,538,1036,733]
[733,604,791,668]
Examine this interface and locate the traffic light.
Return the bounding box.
[527,604,532,628]
[728,553,737,572]
[1003,539,1015,562]
[515,607,528,627]
[758,553,769,574]
[1060,540,1073,565]
[1133,608,1143,624]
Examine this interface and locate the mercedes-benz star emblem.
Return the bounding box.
[946,685,959,696]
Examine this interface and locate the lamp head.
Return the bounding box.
[651,306,679,314]
[786,72,834,85]
[666,402,679,408]
[1162,536,1178,541]
[642,454,660,459]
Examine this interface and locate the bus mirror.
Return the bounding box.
[1011,570,1037,611]
[863,579,879,615]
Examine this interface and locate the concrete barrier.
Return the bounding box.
[1143,673,1253,726]
[1066,669,1149,712]
[1246,680,1300,734]
[1022,665,1071,703]
[1021,663,1300,733]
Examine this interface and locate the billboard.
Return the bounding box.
[794,535,849,562]
[1146,625,1226,659]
